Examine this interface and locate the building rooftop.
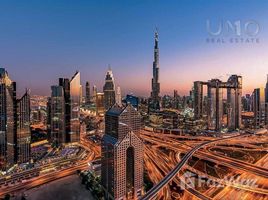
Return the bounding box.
[106,104,124,116]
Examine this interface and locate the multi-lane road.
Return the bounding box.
[142,131,268,200]
[141,133,247,200]
[0,134,100,198]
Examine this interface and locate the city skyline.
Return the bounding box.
[0,2,268,200]
[1,1,268,97]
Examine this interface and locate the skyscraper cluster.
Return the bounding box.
[48,71,81,146]
[0,68,31,170]
[239,75,268,129]
[251,78,268,129]
[194,75,242,131]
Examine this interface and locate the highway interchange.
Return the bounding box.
[141,130,268,200]
[0,128,267,200]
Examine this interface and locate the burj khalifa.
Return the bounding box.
[149,29,160,111]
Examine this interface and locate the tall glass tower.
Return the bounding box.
[0,68,16,169]
[103,68,116,110]
[0,68,31,169]
[50,85,65,146]
[16,89,31,164]
[51,71,81,144]
[69,71,81,143]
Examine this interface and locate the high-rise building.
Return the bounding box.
[194,75,242,131]
[50,86,65,146]
[116,86,122,106]
[227,75,242,130]
[242,94,251,112]
[93,85,97,104]
[103,68,116,110]
[253,88,265,128]
[123,94,139,109]
[59,78,71,142]
[101,104,144,199]
[49,71,81,144]
[16,90,31,164]
[174,90,178,98]
[149,29,161,111]
[0,68,31,169]
[80,83,83,105]
[96,92,105,116]
[265,75,268,125]
[0,68,17,169]
[47,97,52,142]
[194,81,204,120]
[85,81,91,106]
[207,79,223,131]
[69,71,81,143]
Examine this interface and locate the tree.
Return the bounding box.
[21,196,27,200]
[81,176,87,184]
[4,194,11,200]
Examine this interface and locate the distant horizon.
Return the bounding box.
[3,59,268,98]
[1,1,268,97]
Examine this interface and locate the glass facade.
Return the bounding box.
[16,90,31,164]
[0,68,30,169]
[69,71,81,143]
[254,88,265,128]
[50,86,65,146]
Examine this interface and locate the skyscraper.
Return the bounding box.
[0,68,31,169]
[253,88,265,128]
[16,90,31,164]
[69,71,81,143]
[50,86,65,146]
[93,85,97,104]
[265,75,268,125]
[101,104,144,199]
[49,71,81,145]
[123,94,139,110]
[103,68,116,110]
[59,78,71,142]
[194,75,242,131]
[85,81,91,106]
[227,75,242,130]
[116,86,122,106]
[96,92,105,116]
[207,79,223,131]
[149,29,160,111]
[47,97,52,142]
[0,68,17,169]
[194,81,204,120]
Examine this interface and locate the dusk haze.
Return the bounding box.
[0,1,267,200]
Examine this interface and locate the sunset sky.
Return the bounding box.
[0,0,268,97]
